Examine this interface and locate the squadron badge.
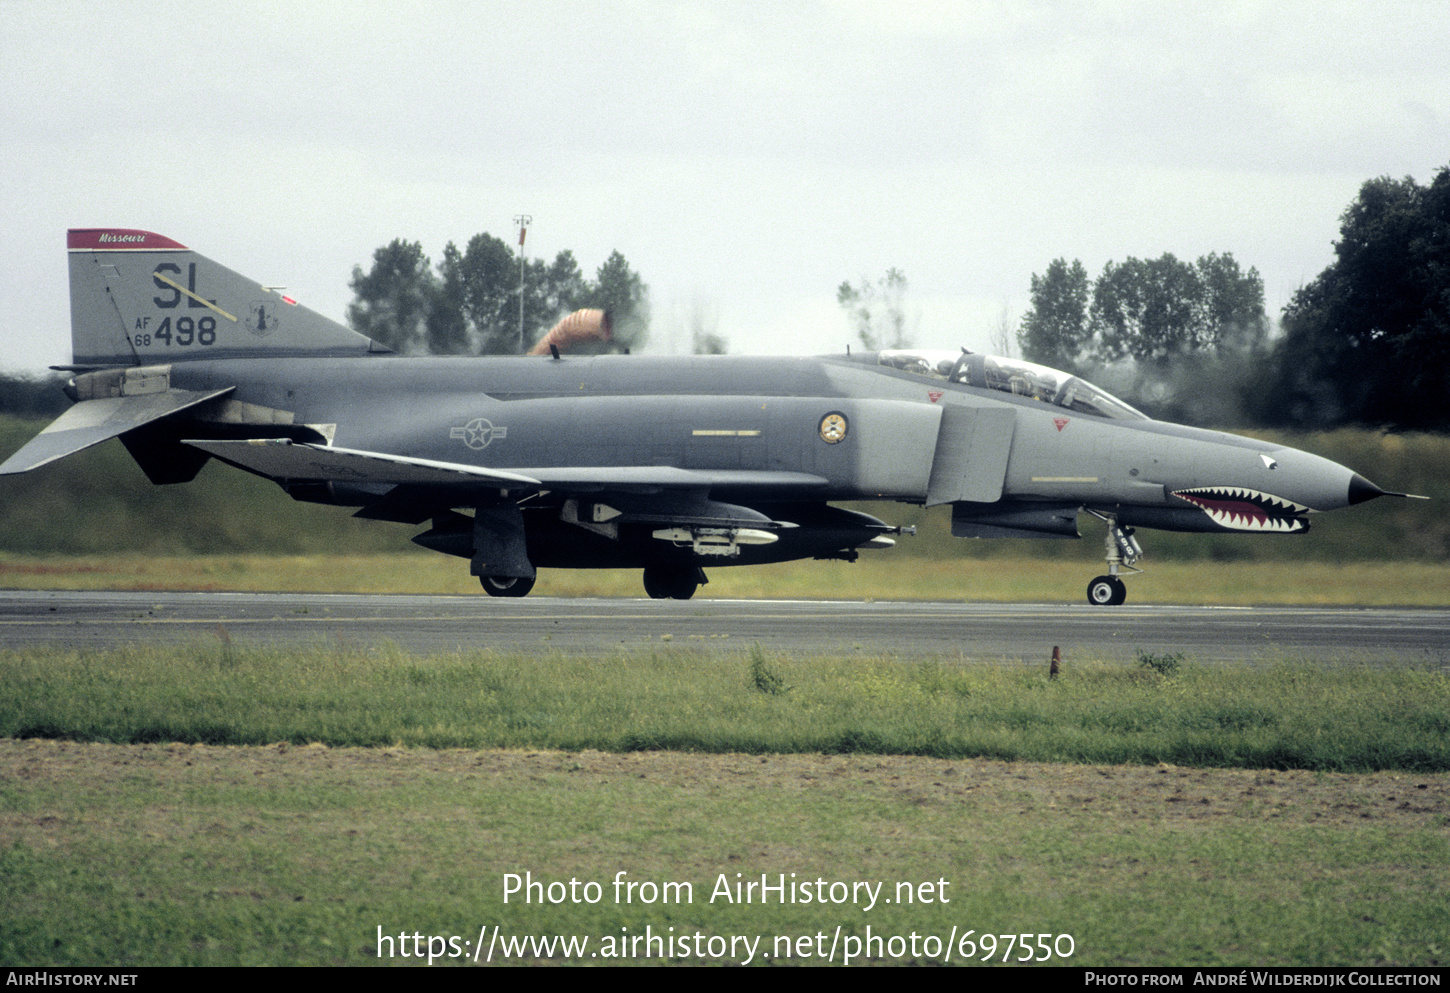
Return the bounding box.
[246,301,282,338]
[818,412,848,444]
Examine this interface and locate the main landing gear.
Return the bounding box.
[1083,510,1142,606]
[480,574,536,597]
[477,566,708,600]
[643,565,706,600]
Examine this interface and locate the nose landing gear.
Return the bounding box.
[1084,510,1142,606]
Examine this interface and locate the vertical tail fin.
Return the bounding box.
[66,229,388,367]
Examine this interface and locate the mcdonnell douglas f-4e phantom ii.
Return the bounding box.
[0,229,1421,604]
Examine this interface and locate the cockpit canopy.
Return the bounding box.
[877,349,1147,421]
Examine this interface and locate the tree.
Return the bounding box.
[1017,252,1270,424]
[1196,252,1269,353]
[453,233,520,355]
[1017,258,1090,369]
[578,251,649,353]
[1090,254,1207,366]
[1265,169,1450,430]
[837,268,914,350]
[0,370,69,418]
[688,297,727,354]
[693,328,728,355]
[988,299,1017,358]
[1021,253,1266,373]
[1090,253,1269,423]
[535,250,588,324]
[426,243,471,355]
[346,240,437,354]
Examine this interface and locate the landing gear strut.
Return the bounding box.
[643,565,706,600]
[1083,510,1142,606]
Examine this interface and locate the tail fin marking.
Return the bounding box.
[67,228,384,367]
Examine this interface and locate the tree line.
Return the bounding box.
[1014,252,1269,425]
[2,168,1447,435]
[1018,253,1268,371]
[1012,166,1449,431]
[347,234,649,355]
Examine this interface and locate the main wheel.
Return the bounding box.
[1086,575,1126,606]
[643,566,698,600]
[480,574,536,597]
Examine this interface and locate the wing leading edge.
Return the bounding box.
[181,438,544,488]
[181,438,831,493]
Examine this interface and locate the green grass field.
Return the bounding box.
[3,420,1446,967]
[4,642,1448,769]
[2,642,1447,967]
[3,739,1445,967]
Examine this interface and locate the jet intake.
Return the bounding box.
[950,500,1081,539]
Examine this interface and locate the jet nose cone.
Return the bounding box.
[1264,446,1367,512]
[1348,473,1390,506]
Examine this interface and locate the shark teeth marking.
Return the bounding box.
[1172,487,1310,533]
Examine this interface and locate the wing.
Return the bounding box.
[181,438,544,488]
[525,466,829,492]
[183,437,836,539]
[183,437,828,495]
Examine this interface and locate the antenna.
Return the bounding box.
[514,214,532,352]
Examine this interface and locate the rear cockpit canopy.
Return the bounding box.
[877,349,1146,421]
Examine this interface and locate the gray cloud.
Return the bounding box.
[3,0,1447,370]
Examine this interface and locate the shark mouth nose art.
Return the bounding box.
[1172,487,1310,533]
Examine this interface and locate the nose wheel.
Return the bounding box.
[1087,575,1127,606]
[1083,510,1142,606]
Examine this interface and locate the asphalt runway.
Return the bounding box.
[1,591,1446,665]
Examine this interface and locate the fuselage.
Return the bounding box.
[157,350,1369,534]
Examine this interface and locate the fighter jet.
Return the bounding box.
[0,229,1417,604]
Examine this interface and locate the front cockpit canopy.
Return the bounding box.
[877,349,1146,421]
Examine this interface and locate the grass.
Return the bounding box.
[2,739,1445,967]
[3,552,1450,605]
[3,642,1446,771]
[2,643,1446,966]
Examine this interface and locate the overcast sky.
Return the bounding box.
[2,0,1446,372]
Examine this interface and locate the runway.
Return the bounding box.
[1,591,1445,665]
